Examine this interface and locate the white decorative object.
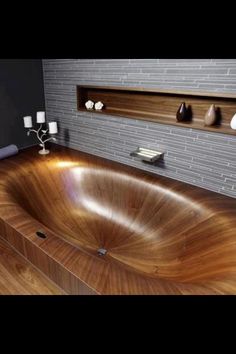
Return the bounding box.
[36,111,46,123]
[23,112,57,155]
[23,116,33,128]
[230,113,236,130]
[85,100,94,110]
[48,122,58,134]
[95,101,104,110]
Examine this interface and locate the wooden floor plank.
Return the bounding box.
[0,237,64,295]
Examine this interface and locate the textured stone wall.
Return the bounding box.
[43,59,236,198]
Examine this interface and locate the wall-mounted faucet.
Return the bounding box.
[130,147,164,163]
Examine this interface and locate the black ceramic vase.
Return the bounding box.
[176,102,187,122]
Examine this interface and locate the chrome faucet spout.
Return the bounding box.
[130,147,165,163]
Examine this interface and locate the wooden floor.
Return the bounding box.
[0,237,64,295]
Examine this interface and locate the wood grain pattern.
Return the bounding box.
[77,85,236,135]
[0,236,64,295]
[1,145,236,294]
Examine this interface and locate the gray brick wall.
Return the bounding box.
[43,59,236,198]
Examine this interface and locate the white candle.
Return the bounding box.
[48,122,58,134]
[36,111,46,123]
[23,116,33,128]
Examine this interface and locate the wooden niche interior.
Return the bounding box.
[77,85,236,135]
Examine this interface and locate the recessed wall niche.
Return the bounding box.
[77,85,236,135]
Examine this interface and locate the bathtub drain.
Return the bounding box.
[36,230,47,239]
[97,248,107,256]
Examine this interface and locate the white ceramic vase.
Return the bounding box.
[230,113,236,130]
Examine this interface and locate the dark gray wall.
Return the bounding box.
[43,59,236,198]
[0,59,45,149]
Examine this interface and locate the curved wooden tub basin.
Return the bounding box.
[0,145,236,294]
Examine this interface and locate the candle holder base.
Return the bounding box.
[38,149,50,155]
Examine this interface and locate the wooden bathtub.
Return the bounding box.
[0,145,236,294]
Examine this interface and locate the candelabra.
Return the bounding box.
[23,112,58,155]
